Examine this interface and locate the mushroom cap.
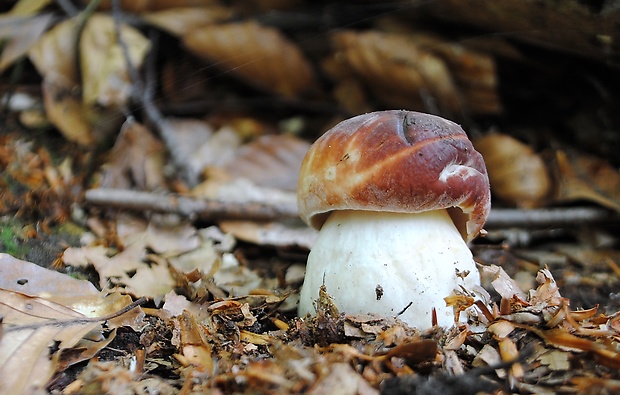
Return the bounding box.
[297,110,491,242]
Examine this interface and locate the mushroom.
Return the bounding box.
[297,110,490,328]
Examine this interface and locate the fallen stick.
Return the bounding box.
[84,188,619,228]
[85,188,299,221]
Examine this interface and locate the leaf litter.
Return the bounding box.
[1,1,620,394]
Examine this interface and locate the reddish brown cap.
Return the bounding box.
[297,110,490,242]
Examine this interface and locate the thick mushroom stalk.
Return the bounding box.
[298,209,478,327]
[297,110,491,329]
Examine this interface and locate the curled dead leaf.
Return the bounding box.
[183,21,316,98]
[475,133,551,208]
[554,149,620,212]
[331,30,461,115]
[143,6,231,37]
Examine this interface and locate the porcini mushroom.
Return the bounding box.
[297,110,490,328]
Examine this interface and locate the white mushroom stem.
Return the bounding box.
[298,209,480,328]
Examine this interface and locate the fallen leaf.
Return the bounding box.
[174,311,215,372]
[183,21,316,98]
[0,13,54,72]
[554,149,620,212]
[538,349,570,371]
[0,253,99,308]
[223,134,311,192]
[308,363,379,395]
[330,30,461,115]
[0,290,105,395]
[475,133,551,208]
[99,120,166,190]
[80,14,150,107]
[28,18,78,86]
[28,19,123,145]
[143,6,231,37]
[481,264,528,301]
[220,220,317,249]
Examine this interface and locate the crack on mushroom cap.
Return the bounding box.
[297,110,491,242]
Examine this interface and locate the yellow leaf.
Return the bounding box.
[240,330,271,345]
[80,14,150,107]
[8,0,52,16]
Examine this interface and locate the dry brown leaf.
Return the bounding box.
[538,349,570,371]
[174,311,215,372]
[63,243,146,290]
[554,149,620,212]
[330,30,461,115]
[0,254,145,328]
[80,14,150,107]
[497,337,524,383]
[28,18,78,86]
[0,253,99,307]
[143,6,231,37]
[114,214,201,255]
[220,220,317,249]
[63,216,243,299]
[183,21,316,98]
[123,263,177,300]
[308,363,379,395]
[405,33,501,115]
[0,290,105,394]
[0,13,54,72]
[161,291,204,319]
[481,264,528,301]
[100,120,166,190]
[533,327,620,368]
[472,343,502,370]
[475,133,552,208]
[223,134,311,191]
[42,79,120,146]
[160,119,241,185]
[73,360,177,395]
[29,19,122,145]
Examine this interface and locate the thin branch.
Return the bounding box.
[85,188,299,221]
[484,207,619,228]
[84,188,620,227]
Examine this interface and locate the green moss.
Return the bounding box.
[0,216,84,266]
[0,224,26,257]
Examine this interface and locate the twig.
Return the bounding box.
[85,188,620,227]
[85,188,299,221]
[73,0,101,87]
[484,207,619,228]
